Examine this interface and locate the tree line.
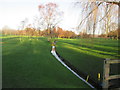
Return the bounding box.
[2,27,76,38]
[2,26,119,39]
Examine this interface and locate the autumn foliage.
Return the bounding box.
[2,27,120,39]
[2,27,77,38]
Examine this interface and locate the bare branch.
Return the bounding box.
[77,2,102,29]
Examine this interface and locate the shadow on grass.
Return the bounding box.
[59,41,119,59]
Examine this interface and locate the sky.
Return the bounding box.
[0,0,82,34]
[0,0,119,35]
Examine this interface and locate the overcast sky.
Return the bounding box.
[0,0,82,34]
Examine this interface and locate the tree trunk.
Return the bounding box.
[118,2,120,40]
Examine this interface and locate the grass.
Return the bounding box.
[2,36,91,88]
[56,38,120,84]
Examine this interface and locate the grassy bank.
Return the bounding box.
[56,38,120,83]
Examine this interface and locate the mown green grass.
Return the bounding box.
[2,36,91,88]
[56,38,120,83]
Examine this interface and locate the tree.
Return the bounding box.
[38,3,63,37]
[75,0,119,39]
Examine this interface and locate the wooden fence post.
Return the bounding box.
[103,58,110,89]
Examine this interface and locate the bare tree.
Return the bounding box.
[38,3,63,37]
[75,0,119,39]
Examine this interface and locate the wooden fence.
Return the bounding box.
[102,58,120,89]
